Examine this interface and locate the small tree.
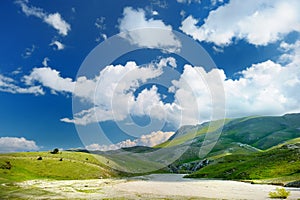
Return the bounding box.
[51,148,59,154]
[269,188,290,199]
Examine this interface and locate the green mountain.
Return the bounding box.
[156,113,300,165]
[81,113,300,177]
[152,113,300,185]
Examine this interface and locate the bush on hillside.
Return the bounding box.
[269,188,290,199]
[0,161,12,170]
[50,148,59,154]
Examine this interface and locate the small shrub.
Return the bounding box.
[50,148,59,154]
[0,161,12,170]
[269,188,290,199]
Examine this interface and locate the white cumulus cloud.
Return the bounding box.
[118,7,181,52]
[0,137,39,152]
[23,67,75,93]
[16,0,71,36]
[173,40,300,119]
[180,0,300,46]
[61,58,179,125]
[13,43,300,129]
[224,59,300,117]
[41,43,300,128]
[85,131,174,151]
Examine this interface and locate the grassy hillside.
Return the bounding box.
[220,114,300,149]
[155,119,230,149]
[158,113,300,166]
[186,140,300,184]
[0,151,122,184]
[0,151,130,199]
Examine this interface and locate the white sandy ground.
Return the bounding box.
[17,174,300,199]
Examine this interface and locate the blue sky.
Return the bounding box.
[0,0,300,152]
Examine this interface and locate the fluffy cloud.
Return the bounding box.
[224,59,300,117]
[50,40,65,50]
[180,0,300,46]
[23,67,75,93]
[165,39,300,123]
[44,13,70,36]
[118,7,181,52]
[43,42,300,128]
[85,131,174,151]
[170,65,224,125]
[61,58,179,125]
[0,137,39,152]
[15,43,300,129]
[16,0,71,36]
[0,74,44,95]
[279,40,300,64]
[173,40,300,118]
[130,85,181,125]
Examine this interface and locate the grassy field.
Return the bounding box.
[0,151,133,199]
[0,150,170,199]
[0,151,122,183]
